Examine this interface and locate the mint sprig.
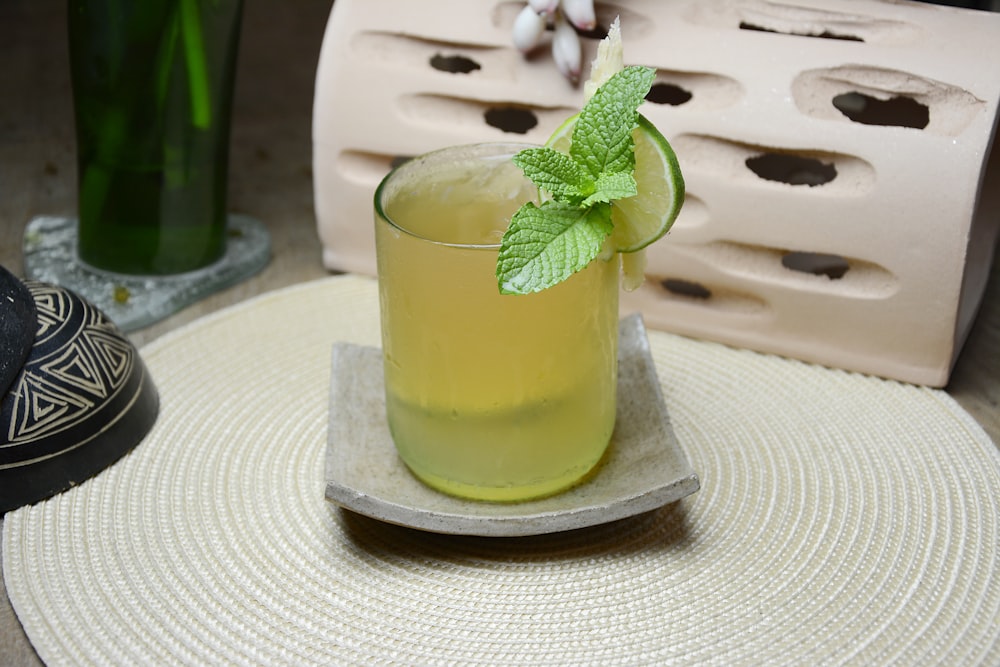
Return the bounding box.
[497,65,655,295]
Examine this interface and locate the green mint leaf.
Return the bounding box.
[497,201,613,295]
[498,64,655,294]
[512,147,592,205]
[581,170,637,207]
[571,65,656,180]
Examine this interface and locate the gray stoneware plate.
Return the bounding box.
[325,314,700,537]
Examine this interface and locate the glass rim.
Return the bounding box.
[374,141,538,250]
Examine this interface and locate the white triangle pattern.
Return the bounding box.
[3,285,135,444]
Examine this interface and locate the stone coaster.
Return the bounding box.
[325,313,700,537]
[22,214,270,332]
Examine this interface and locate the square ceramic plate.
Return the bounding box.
[324,314,700,537]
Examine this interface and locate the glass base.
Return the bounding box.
[22,214,270,332]
[399,453,607,503]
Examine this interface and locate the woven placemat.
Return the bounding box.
[4,275,999,666]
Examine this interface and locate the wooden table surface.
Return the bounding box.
[2,1,997,664]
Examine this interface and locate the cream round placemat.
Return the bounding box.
[4,275,999,666]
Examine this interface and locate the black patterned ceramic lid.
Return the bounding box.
[1,265,36,399]
[0,265,159,512]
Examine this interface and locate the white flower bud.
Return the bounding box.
[512,5,548,53]
[561,0,596,31]
[552,11,582,83]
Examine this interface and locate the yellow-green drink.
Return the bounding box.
[374,143,619,502]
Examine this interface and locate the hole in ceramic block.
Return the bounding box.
[738,20,862,41]
[745,153,837,187]
[670,134,874,195]
[351,32,509,80]
[793,66,983,136]
[661,278,711,299]
[683,3,923,45]
[646,82,693,106]
[430,53,481,74]
[832,92,929,129]
[781,251,850,279]
[647,276,769,314]
[690,241,897,298]
[484,106,538,134]
[398,94,574,141]
[646,72,744,111]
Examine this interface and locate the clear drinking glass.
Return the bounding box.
[374,143,620,502]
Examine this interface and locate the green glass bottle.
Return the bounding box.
[68,0,243,275]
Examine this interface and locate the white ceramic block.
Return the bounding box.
[313,0,1000,386]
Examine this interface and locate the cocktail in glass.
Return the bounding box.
[374,143,619,502]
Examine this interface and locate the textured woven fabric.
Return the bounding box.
[4,275,999,666]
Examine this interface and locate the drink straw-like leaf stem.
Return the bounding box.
[179,0,212,128]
